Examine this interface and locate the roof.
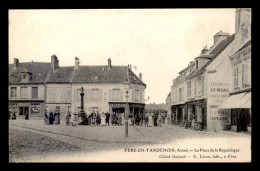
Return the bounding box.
[179,62,195,74]
[71,65,146,86]
[46,67,74,83]
[9,62,51,84]
[235,40,251,54]
[9,62,146,86]
[187,34,235,79]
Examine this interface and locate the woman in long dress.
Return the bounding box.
[101,112,106,126]
[148,113,153,127]
[121,113,125,126]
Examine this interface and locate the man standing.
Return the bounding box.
[105,112,110,126]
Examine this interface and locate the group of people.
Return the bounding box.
[44,110,60,125]
[66,111,111,126]
[43,109,168,128]
[143,113,166,127]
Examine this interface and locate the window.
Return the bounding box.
[234,67,239,87]
[20,87,28,99]
[133,90,140,102]
[242,63,248,85]
[92,89,101,101]
[49,90,56,101]
[201,77,204,95]
[179,88,183,101]
[92,107,99,113]
[10,87,17,98]
[77,89,81,102]
[187,82,191,97]
[196,60,199,70]
[112,89,120,101]
[194,79,197,96]
[32,87,38,99]
[22,73,26,80]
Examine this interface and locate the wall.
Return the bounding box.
[71,83,145,114]
[9,84,45,101]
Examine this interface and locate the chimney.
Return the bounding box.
[51,55,59,71]
[200,45,209,54]
[107,58,112,70]
[13,58,19,69]
[214,30,230,45]
[75,57,79,69]
[139,72,142,80]
[235,8,251,40]
[57,60,59,68]
[130,65,132,71]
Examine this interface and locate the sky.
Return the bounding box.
[8,9,236,104]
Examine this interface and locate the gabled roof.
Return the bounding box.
[71,65,146,86]
[46,67,74,83]
[9,62,51,84]
[188,34,235,79]
[234,39,251,55]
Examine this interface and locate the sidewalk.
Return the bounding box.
[9,119,250,144]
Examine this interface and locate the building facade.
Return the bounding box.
[9,56,146,120]
[169,8,251,132]
[9,59,51,119]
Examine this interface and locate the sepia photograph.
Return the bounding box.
[8,8,251,163]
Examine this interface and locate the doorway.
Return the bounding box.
[19,107,29,120]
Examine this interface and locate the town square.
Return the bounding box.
[8,8,251,163]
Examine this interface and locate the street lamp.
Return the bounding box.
[124,82,133,137]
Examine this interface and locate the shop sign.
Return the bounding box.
[9,103,17,112]
[207,81,230,124]
[109,103,125,107]
[31,103,41,114]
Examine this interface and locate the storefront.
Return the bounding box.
[185,99,207,130]
[45,103,71,120]
[9,100,45,120]
[109,102,145,116]
[219,91,251,132]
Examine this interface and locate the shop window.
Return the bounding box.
[32,87,38,99]
[20,87,28,99]
[10,87,17,98]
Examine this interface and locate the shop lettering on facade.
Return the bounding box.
[31,103,41,114]
[207,81,230,122]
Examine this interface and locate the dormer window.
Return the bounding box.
[22,73,26,79]
[21,72,32,83]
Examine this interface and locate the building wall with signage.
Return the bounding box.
[205,33,251,131]
[71,83,145,114]
[8,84,45,119]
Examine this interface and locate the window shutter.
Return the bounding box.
[140,90,142,103]
[120,89,123,101]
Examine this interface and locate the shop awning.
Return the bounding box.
[238,92,251,108]
[218,92,246,109]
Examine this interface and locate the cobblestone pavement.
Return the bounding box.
[9,120,251,162]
